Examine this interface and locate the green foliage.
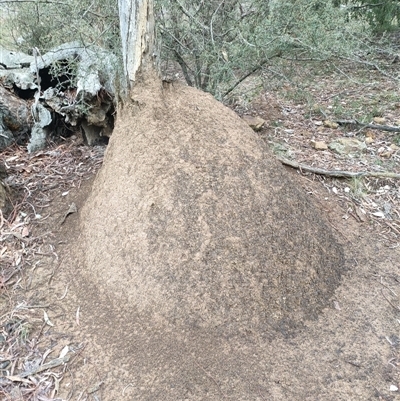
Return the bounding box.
[336,0,400,32]
[1,0,120,53]
[156,0,369,98]
[0,0,372,101]
[348,177,367,199]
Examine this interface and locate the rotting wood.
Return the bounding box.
[277,156,400,179]
[335,119,400,133]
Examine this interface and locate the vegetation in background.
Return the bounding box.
[0,1,398,100]
[336,0,400,32]
[156,0,369,98]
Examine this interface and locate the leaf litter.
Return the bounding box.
[0,139,104,400]
[245,58,400,248]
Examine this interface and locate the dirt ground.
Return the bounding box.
[1,67,400,401]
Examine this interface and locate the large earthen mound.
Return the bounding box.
[78,76,345,335]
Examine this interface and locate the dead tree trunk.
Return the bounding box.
[0,86,32,148]
[118,0,156,93]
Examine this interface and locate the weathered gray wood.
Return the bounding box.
[0,42,118,150]
[118,0,155,91]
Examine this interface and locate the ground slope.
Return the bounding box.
[49,76,363,400]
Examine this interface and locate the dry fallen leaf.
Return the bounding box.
[59,345,69,358]
[21,226,29,237]
[355,207,366,222]
[87,381,104,394]
[76,306,80,326]
[44,310,54,327]
[6,375,32,385]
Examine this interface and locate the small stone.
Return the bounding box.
[314,120,323,126]
[373,117,386,124]
[311,140,328,150]
[365,137,374,144]
[323,120,339,129]
[365,130,376,139]
[380,151,393,158]
[242,115,265,131]
[390,385,398,392]
[328,138,367,155]
[390,144,399,150]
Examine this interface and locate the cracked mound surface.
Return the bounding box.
[78,76,345,336]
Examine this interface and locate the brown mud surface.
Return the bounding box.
[2,76,400,401]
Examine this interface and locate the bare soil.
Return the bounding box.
[1,70,400,401]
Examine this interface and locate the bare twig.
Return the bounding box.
[223,52,282,98]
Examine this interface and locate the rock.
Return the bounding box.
[390,144,399,150]
[323,120,338,129]
[373,117,386,124]
[242,115,265,131]
[328,138,367,155]
[311,140,328,150]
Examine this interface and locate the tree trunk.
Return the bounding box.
[118,0,156,93]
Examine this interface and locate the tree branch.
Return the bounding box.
[277,157,400,179]
[174,0,209,31]
[222,52,281,98]
[335,119,400,133]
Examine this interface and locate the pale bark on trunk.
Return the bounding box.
[118,0,156,92]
